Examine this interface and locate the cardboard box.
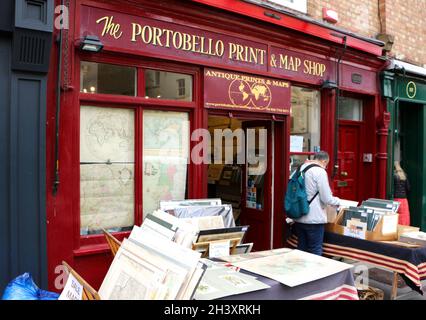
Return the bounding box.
[326,199,359,224]
[326,205,339,223]
[326,208,399,241]
[397,225,420,240]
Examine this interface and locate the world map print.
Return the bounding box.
[80,106,135,234]
[80,106,134,163]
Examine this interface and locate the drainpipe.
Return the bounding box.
[53,0,64,196]
[377,59,393,199]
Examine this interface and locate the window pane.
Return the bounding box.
[143,110,190,218]
[339,97,363,121]
[290,87,321,153]
[290,155,310,176]
[80,61,136,96]
[145,70,193,101]
[80,106,135,235]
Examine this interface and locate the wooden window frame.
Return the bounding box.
[73,52,200,254]
[289,86,321,166]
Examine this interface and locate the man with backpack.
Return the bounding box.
[286,151,340,256]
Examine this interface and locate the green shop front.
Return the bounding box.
[382,61,426,230]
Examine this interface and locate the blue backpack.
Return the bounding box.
[284,164,320,219]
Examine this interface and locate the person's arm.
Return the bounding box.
[316,169,340,206]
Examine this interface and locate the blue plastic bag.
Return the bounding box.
[2,273,59,300]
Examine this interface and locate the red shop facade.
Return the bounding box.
[46,0,388,290]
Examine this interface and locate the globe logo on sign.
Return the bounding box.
[229,80,272,109]
[406,81,417,99]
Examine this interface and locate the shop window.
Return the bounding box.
[142,110,190,218]
[177,78,186,97]
[145,70,192,101]
[80,106,135,235]
[289,87,321,175]
[339,97,363,121]
[80,61,136,96]
[289,155,310,176]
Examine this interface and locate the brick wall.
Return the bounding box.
[307,0,381,38]
[305,0,426,66]
[383,0,426,66]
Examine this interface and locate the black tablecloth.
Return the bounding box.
[287,231,426,294]
[220,266,358,300]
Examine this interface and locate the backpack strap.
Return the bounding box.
[301,164,321,175]
[308,191,319,204]
[301,164,322,204]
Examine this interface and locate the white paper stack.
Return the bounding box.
[151,210,199,248]
[399,231,426,247]
[99,212,207,300]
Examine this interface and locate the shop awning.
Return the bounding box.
[389,59,426,77]
[191,0,384,56]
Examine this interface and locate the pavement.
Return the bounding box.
[341,258,426,300]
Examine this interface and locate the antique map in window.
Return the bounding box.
[80,106,135,234]
[143,110,189,218]
[80,164,134,233]
[80,106,134,162]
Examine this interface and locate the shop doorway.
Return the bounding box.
[398,102,426,230]
[207,116,273,251]
[335,123,362,201]
[334,97,364,202]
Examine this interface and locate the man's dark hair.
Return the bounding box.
[313,151,330,161]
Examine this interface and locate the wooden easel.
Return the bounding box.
[62,261,101,300]
[192,238,241,258]
[102,228,122,257]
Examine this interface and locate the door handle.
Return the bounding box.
[341,171,348,177]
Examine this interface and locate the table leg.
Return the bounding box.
[390,272,399,300]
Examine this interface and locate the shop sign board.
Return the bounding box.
[398,79,426,102]
[269,46,335,85]
[80,6,337,84]
[204,68,291,114]
[80,5,268,72]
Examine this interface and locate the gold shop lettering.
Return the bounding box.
[131,23,225,57]
[96,16,123,39]
[95,16,266,64]
[228,43,266,65]
[303,60,327,77]
[272,53,327,77]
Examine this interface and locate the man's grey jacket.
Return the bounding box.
[294,162,340,224]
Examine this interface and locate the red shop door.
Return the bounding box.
[334,122,362,201]
[240,121,272,251]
